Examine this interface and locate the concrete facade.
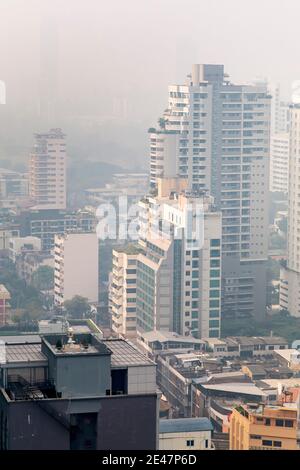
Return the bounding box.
[54,232,99,305]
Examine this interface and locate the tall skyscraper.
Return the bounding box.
[280,104,300,316]
[136,177,222,339]
[29,128,67,210]
[149,64,271,320]
[270,133,290,193]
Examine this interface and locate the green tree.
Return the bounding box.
[64,296,90,319]
[32,266,54,292]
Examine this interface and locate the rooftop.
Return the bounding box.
[201,382,266,397]
[4,343,47,366]
[141,330,205,345]
[159,418,213,434]
[113,244,143,255]
[226,336,287,346]
[274,349,300,361]
[102,339,154,367]
[0,335,153,369]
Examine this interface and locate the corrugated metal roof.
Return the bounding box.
[5,343,47,364]
[159,418,213,434]
[102,339,154,367]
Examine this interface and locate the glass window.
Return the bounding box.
[210,249,220,258]
[275,419,284,427]
[210,269,220,278]
[210,279,220,288]
[262,440,272,447]
[209,310,220,318]
[210,239,220,247]
[186,440,194,447]
[285,420,293,428]
[210,290,220,298]
[210,259,220,267]
[273,441,282,448]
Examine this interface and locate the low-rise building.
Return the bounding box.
[230,403,298,450]
[137,330,205,357]
[274,349,300,372]
[159,418,213,450]
[204,336,288,358]
[16,251,53,286]
[9,236,42,263]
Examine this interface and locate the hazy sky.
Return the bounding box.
[0,0,299,166]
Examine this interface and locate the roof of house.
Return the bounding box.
[159,418,213,434]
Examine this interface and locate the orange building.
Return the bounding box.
[230,403,298,450]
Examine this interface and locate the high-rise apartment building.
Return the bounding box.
[29,128,66,210]
[150,64,271,320]
[136,178,222,339]
[109,244,143,338]
[280,104,300,316]
[230,403,298,450]
[270,133,290,193]
[54,232,99,305]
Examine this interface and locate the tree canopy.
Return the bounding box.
[64,296,90,319]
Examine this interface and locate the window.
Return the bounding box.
[210,249,220,258]
[210,259,220,267]
[186,440,194,447]
[205,439,209,449]
[265,418,270,426]
[273,441,282,448]
[285,420,293,428]
[210,239,220,247]
[250,435,261,440]
[275,419,284,427]
[262,440,272,447]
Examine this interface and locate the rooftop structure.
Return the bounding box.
[0,332,158,450]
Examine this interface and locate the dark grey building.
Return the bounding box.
[18,209,96,252]
[0,333,158,450]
